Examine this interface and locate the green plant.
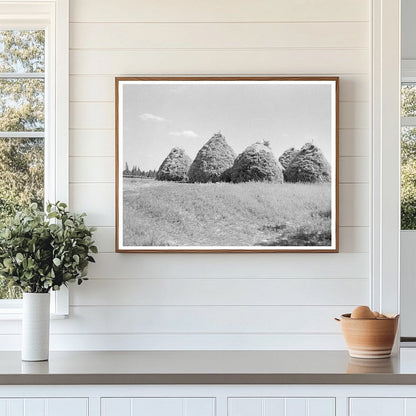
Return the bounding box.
[401,159,416,230]
[0,202,97,293]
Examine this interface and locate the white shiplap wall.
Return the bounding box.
[58,0,371,350]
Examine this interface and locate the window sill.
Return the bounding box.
[0,312,68,320]
[0,287,69,318]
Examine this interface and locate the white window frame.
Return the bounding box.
[0,0,69,317]
[371,0,401,324]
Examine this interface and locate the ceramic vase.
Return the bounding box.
[22,293,50,361]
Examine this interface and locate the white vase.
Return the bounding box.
[22,293,50,361]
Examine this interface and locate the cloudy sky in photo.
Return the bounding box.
[122,81,334,172]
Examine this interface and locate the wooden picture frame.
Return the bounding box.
[115,77,339,253]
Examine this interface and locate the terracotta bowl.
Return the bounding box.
[337,313,399,359]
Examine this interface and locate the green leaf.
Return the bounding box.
[0,199,96,293]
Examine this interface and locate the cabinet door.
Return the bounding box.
[350,398,416,416]
[0,398,88,416]
[228,398,335,416]
[101,398,215,416]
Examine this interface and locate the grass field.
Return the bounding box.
[123,178,332,247]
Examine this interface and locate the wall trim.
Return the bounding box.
[371,0,401,315]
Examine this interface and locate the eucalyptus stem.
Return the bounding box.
[0,202,97,294]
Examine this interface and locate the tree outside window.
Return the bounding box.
[0,30,45,299]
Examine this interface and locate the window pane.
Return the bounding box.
[0,30,45,73]
[0,137,44,216]
[402,127,416,163]
[401,127,416,230]
[0,78,44,131]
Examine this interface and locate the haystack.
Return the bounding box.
[279,147,299,170]
[188,132,236,183]
[156,147,192,181]
[284,142,331,183]
[230,140,283,183]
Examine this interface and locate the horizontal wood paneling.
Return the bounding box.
[69,130,114,157]
[70,103,113,129]
[86,253,369,279]
[69,0,369,23]
[70,157,114,183]
[339,157,369,183]
[339,129,369,157]
[69,102,368,130]
[0,333,347,350]
[339,184,369,227]
[70,74,369,103]
[70,76,114,102]
[69,183,114,226]
[0,305,355,335]
[339,227,369,253]
[339,102,369,129]
[91,227,115,253]
[70,49,368,75]
[70,22,368,50]
[59,306,352,334]
[61,0,372,351]
[70,278,368,306]
[92,226,369,254]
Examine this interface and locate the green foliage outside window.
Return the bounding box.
[0,30,45,298]
[401,155,416,229]
[401,85,416,230]
[402,83,416,229]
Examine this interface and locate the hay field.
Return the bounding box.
[123,178,332,247]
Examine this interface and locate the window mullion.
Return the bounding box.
[401,117,416,127]
[0,132,44,138]
[0,72,44,79]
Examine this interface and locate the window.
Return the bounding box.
[0,0,69,314]
[401,79,416,229]
[0,29,45,300]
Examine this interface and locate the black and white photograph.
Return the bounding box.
[116,77,338,252]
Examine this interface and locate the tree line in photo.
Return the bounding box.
[124,132,332,185]
[122,165,157,178]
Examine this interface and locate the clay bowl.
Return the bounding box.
[337,313,399,359]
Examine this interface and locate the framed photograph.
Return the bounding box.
[116,77,339,253]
